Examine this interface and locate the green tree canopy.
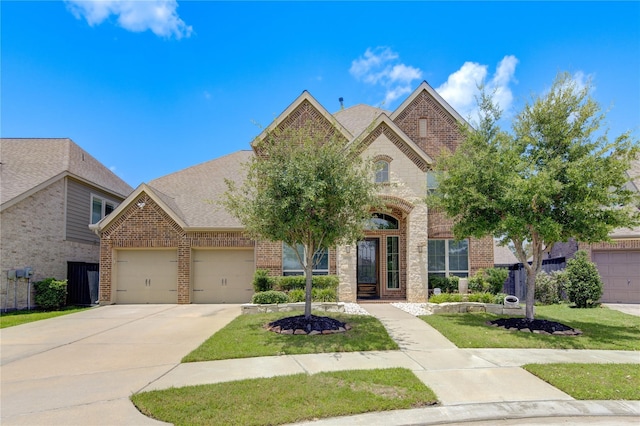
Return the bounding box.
[429,72,639,319]
[225,123,380,318]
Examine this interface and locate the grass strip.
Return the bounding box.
[132,368,437,426]
[183,311,398,362]
[523,363,640,400]
[0,306,90,328]
[420,304,640,350]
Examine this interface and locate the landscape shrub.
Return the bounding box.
[312,287,337,302]
[275,275,339,291]
[286,289,305,303]
[428,275,459,293]
[485,267,509,294]
[33,278,68,310]
[251,291,288,305]
[468,268,508,294]
[565,250,603,308]
[428,293,463,303]
[535,272,560,305]
[493,292,507,304]
[468,292,494,303]
[252,269,274,292]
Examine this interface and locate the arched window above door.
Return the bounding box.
[365,213,399,230]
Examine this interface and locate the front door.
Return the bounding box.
[357,238,379,299]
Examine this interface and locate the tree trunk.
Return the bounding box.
[525,267,536,320]
[304,247,314,320]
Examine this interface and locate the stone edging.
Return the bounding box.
[241,302,345,315]
[424,302,527,316]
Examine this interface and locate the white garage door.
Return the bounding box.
[192,249,255,303]
[592,251,640,303]
[115,250,178,304]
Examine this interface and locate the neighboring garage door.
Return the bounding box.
[115,249,178,304]
[192,249,255,303]
[592,251,640,303]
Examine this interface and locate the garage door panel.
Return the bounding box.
[593,250,640,303]
[116,250,178,304]
[192,249,254,303]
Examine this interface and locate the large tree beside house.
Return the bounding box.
[225,123,380,320]
[429,73,639,320]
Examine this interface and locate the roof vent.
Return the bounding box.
[339,97,344,110]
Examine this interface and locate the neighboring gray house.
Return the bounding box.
[1,138,133,310]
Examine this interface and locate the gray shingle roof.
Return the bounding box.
[148,150,253,228]
[494,242,519,265]
[333,104,389,137]
[1,138,132,207]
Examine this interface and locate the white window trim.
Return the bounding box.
[428,239,469,277]
[375,160,390,183]
[282,243,330,276]
[90,194,117,224]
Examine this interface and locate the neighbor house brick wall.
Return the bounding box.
[1,179,99,310]
[580,239,640,260]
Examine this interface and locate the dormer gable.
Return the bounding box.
[251,91,352,153]
[347,114,433,172]
[391,81,470,160]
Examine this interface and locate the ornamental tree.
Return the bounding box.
[429,73,639,320]
[225,123,380,319]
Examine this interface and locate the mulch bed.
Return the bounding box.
[266,314,351,335]
[487,317,582,336]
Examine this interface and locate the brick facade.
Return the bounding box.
[1,179,101,310]
[96,84,496,304]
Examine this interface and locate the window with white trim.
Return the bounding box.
[91,195,116,224]
[375,160,389,183]
[427,239,469,277]
[282,243,329,276]
[427,171,439,195]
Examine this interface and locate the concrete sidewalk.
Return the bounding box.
[144,303,640,425]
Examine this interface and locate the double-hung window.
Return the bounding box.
[91,195,116,224]
[375,160,389,183]
[282,243,329,276]
[427,239,469,277]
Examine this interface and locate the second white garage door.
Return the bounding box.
[115,249,178,304]
[592,251,640,303]
[192,249,255,303]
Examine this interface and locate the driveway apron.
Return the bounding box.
[0,304,241,425]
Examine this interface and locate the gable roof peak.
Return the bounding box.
[390,80,470,127]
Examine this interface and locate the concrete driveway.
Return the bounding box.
[1,304,241,425]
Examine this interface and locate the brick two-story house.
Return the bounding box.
[1,138,133,309]
[92,82,494,304]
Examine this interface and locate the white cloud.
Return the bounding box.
[436,55,519,122]
[65,0,192,39]
[350,47,422,106]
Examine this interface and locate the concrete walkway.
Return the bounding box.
[145,303,640,424]
[2,303,639,425]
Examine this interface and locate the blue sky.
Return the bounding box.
[2,1,639,187]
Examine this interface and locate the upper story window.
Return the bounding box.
[375,160,389,183]
[282,243,329,276]
[365,213,399,230]
[91,195,116,224]
[419,118,428,138]
[427,171,439,195]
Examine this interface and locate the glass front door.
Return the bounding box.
[357,238,379,299]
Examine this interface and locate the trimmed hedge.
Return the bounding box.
[252,269,275,292]
[275,275,339,291]
[33,278,68,310]
[428,275,459,293]
[565,250,603,308]
[251,291,288,304]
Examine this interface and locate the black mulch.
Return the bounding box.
[488,317,582,335]
[267,314,349,335]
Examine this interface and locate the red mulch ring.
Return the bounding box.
[266,314,351,335]
[488,318,582,336]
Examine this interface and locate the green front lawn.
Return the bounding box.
[0,306,90,328]
[420,304,640,350]
[183,311,398,362]
[524,363,640,400]
[132,368,438,426]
